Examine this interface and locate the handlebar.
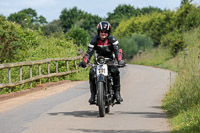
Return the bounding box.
[86,63,126,68]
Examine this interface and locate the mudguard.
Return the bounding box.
[97,74,105,82]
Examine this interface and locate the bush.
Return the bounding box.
[0,16,40,63]
[66,26,90,46]
[114,11,174,46]
[119,33,153,58]
[183,5,200,31]
[114,3,200,49]
[161,30,185,56]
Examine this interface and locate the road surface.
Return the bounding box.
[0,64,175,133]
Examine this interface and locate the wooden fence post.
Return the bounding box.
[66,61,69,71]
[38,64,41,84]
[56,61,58,73]
[74,60,77,70]
[8,68,11,83]
[29,65,32,87]
[48,62,50,82]
[19,66,22,82]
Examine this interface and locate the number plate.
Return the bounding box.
[97,64,108,76]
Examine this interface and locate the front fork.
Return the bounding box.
[95,74,115,106]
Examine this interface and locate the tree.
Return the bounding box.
[107,4,138,29]
[7,8,47,28]
[79,14,102,37]
[20,8,37,23]
[38,15,48,25]
[8,12,30,27]
[60,7,84,32]
[107,4,163,31]
[181,0,193,6]
[141,6,163,14]
[60,7,102,37]
[42,20,63,36]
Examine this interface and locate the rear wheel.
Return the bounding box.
[97,82,105,117]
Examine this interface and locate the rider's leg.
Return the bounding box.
[113,84,123,103]
[109,66,123,103]
[89,67,96,104]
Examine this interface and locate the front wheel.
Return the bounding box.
[97,82,105,117]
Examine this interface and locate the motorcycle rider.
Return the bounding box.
[79,21,126,104]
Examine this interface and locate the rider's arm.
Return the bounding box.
[109,35,122,62]
[82,36,97,63]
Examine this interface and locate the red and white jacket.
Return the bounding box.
[83,35,122,63]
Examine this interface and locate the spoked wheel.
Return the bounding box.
[97,82,105,117]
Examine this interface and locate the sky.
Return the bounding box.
[0,0,200,22]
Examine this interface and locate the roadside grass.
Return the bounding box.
[131,26,200,132]
[69,68,89,81]
[131,48,173,69]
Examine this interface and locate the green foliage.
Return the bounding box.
[161,30,185,56]
[181,0,193,7]
[173,3,194,30]
[79,14,102,37]
[38,15,48,25]
[66,26,90,46]
[69,68,89,81]
[107,4,163,31]
[162,46,200,132]
[7,8,47,28]
[182,5,200,31]
[114,11,174,46]
[0,15,86,94]
[131,47,172,67]
[60,7,84,32]
[119,33,153,58]
[107,4,140,30]
[20,8,37,23]
[140,6,163,14]
[114,3,200,49]
[0,16,40,63]
[41,20,63,36]
[160,3,200,56]
[60,7,102,37]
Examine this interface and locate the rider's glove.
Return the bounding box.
[118,60,126,66]
[79,61,87,68]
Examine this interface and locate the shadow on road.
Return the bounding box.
[115,111,166,118]
[69,128,169,133]
[48,111,99,118]
[150,106,162,109]
[48,110,166,119]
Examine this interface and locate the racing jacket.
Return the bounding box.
[83,35,122,63]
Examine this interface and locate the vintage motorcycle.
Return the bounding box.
[88,56,125,117]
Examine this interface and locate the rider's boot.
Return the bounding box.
[89,85,96,104]
[114,85,123,103]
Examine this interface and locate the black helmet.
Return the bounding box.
[97,21,111,36]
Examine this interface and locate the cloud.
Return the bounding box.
[21,0,57,7]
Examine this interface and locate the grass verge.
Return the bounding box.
[130,27,200,132]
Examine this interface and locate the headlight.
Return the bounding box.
[97,56,105,64]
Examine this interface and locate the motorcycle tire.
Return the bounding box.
[97,81,105,117]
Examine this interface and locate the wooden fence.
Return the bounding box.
[0,56,82,89]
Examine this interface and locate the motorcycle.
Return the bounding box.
[88,56,125,117]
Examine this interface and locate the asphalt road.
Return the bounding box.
[0,64,175,133]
